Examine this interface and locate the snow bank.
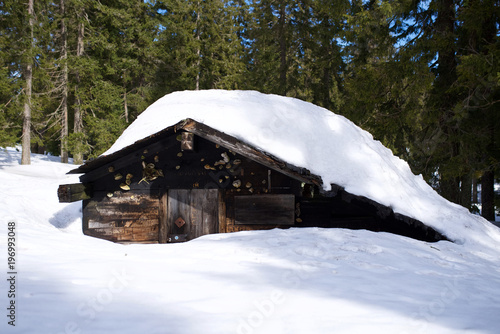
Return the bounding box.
[1,148,500,334]
[0,147,81,233]
[103,90,500,248]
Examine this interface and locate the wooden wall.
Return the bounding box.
[81,132,303,243]
[83,190,160,243]
[234,194,295,225]
[79,131,446,243]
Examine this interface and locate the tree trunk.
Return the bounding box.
[73,18,85,165]
[460,175,472,210]
[124,88,129,123]
[60,0,69,163]
[21,0,35,165]
[278,1,287,96]
[21,77,32,165]
[481,171,495,221]
[440,176,460,204]
[481,117,497,221]
[195,2,201,91]
[435,0,456,87]
[435,0,460,203]
[322,66,330,110]
[472,176,478,204]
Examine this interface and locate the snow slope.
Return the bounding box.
[1,148,500,334]
[102,90,498,247]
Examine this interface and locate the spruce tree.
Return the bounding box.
[246,0,295,95]
[155,0,246,93]
[342,0,434,159]
[70,0,160,158]
[0,1,25,148]
[455,0,499,219]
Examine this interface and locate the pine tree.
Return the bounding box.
[304,0,347,111]
[0,1,25,147]
[342,0,434,159]
[246,0,296,95]
[155,0,246,93]
[426,0,462,203]
[68,0,160,158]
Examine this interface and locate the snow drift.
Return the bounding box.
[1,146,500,333]
[102,90,499,247]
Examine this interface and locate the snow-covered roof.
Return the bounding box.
[93,90,499,246]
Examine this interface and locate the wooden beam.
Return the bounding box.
[79,135,178,183]
[58,183,92,202]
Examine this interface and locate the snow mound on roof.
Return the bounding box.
[104,90,500,248]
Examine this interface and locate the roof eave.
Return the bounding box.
[67,119,323,187]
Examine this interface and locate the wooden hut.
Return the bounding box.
[58,118,447,244]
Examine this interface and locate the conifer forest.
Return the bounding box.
[0,0,499,218]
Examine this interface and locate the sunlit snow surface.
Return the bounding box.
[0,150,500,334]
[1,150,500,332]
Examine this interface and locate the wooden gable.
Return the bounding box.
[62,121,309,243]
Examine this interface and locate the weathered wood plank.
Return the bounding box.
[190,189,204,238]
[159,191,168,243]
[218,191,227,233]
[202,189,219,236]
[167,189,190,237]
[166,189,179,238]
[58,183,92,202]
[82,191,159,243]
[234,194,295,225]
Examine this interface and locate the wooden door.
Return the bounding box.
[159,189,219,243]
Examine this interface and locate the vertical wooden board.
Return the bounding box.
[159,191,168,243]
[178,189,191,237]
[218,191,227,233]
[202,189,219,236]
[167,189,191,236]
[166,190,176,237]
[225,194,236,231]
[190,189,204,239]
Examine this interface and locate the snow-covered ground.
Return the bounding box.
[1,147,500,334]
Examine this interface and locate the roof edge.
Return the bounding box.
[67,118,323,187]
[66,120,184,174]
[181,119,323,187]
